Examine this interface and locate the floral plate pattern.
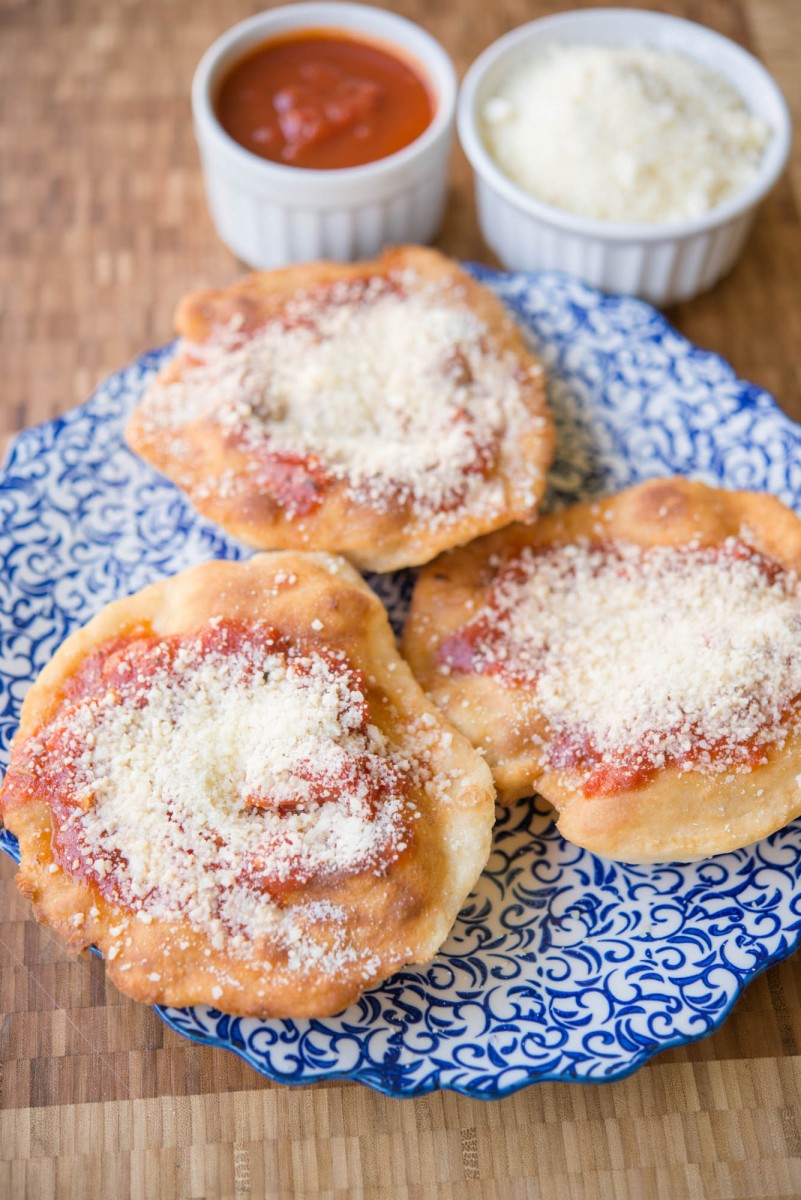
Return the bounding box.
[2,267,801,1098]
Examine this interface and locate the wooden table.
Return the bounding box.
[2,2,801,1197]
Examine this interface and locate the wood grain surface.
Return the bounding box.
[2,1,801,1197]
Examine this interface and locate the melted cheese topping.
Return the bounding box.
[29,623,421,962]
[448,539,801,778]
[140,274,546,522]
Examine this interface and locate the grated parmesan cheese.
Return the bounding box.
[482,45,771,223]
[31,623,432,971]
[448,539,801,779]
[140,274,546,522]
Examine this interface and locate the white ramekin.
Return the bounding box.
[192,2,457,269]
[458,9,792,306]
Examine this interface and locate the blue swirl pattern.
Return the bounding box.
[2,270,801,1097]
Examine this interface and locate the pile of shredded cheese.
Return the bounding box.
[449,539,801,776]
[142,274,546,522]
[31,622,428,970]
[482,45,771,223]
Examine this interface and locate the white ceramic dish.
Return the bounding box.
[458,9,791,305]
[192,2,457,269]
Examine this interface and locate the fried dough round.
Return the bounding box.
[404,477,801,863]
[125,246,553,572]
[0,553,495,1018]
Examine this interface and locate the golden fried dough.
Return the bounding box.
[0,553,495,1017]
[404,478,801,863]
[126,246,553,572]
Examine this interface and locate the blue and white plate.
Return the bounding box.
[3,268,801,1098]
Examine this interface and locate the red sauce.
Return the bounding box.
[215,29,435,170]
[439,622,498,677]
[248,448,333,517]
[548,724,774,799]
[3,621,410,902]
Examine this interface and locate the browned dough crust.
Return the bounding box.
[125,246,554,572]
[0,553,496,1017]
[403,477,801,863]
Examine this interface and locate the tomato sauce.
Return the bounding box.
[247,447,333,517]
[215,30,435,169]
[548,724,774,799]
[3,622,409,903]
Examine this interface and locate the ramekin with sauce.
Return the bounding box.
[458,9,791,305]
[192,3,457,268]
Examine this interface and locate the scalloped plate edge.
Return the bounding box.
[155,929,801,1099]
